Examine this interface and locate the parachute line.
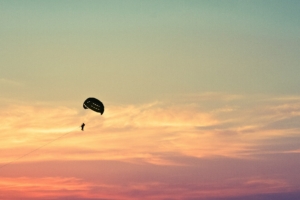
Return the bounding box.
[0,127,77,170]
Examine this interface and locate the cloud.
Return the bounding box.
[0,177,98,200]
[1,93,300,164]
[0,175,292,200]
[1,93,300,199]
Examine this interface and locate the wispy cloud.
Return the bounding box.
[1,94,300,163]
[0,176,293,200]
[1,93,300,199]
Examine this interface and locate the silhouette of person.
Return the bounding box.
[81,123,85,131]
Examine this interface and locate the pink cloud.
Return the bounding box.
[0,176,292,200]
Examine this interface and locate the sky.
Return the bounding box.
[0,0,300,199]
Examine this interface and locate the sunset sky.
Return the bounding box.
[1,0,300,199]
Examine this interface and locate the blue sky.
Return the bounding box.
[1,0,300,103]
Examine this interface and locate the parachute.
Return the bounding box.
[83,97,104,115]
[0,98,105,170]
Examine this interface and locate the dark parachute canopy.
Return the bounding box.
[83,97,104,115]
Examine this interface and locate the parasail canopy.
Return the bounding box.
[83,97,104,115]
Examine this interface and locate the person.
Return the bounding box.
[81,123,85,131]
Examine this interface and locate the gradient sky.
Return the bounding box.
[1,1,300,199]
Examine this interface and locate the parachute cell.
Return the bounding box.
[83,97,104,115]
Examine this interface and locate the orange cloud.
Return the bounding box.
[1,94,300,167]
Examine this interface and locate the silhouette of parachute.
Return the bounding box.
[83,97,104,115]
